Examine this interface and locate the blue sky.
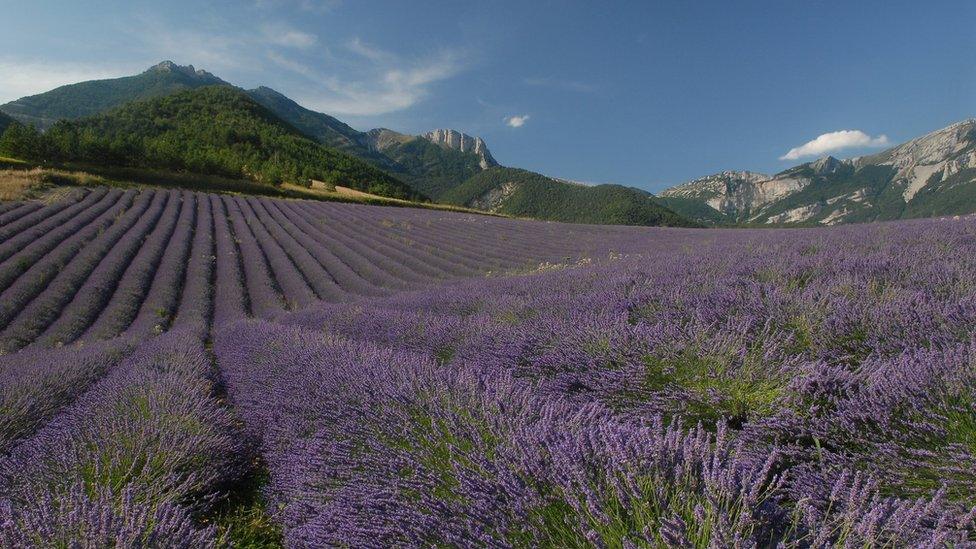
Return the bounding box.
[1,0,973,192]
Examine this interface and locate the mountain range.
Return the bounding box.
[0,61,688,226]
[2,61,974,226]
[661,119,976,225]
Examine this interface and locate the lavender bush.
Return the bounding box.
[0,187,973,545]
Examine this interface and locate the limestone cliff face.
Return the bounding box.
[660,171,799,215]
[421,129,498,169]
[660,118,976,225]
[857,118,976,202]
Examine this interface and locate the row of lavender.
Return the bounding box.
[215,215,976,546]
[0,188,656,354]
[0,188,684,545]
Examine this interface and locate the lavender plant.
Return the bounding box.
[0,187,973,545]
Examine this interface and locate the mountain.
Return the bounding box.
[661,119,976,225]
[0,62,500,201]
[0,61,694,226]
[441,167,694,226]
[245,86,364,151]
[0,86,421,200]
[0,61,227,130]
[357,128,489,199]
[421,129,497,169]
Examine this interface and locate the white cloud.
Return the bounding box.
[0,59,139,103]
[269,46,464,117]
[780,130,889,161]
[505,114,530,128]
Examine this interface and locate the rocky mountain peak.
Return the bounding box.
[146,61,220,81]
[810,155,848,175]
[421,129,498,169]
[251,86,284,97]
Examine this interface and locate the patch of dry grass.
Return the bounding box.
[283,182,504,216]
[0,167,115,201]
[0,168,48,201]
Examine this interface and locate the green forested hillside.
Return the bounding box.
[0,112,13,134]
[0,62,227,130]
[658,196,734,225]
[379,138,486,199]
[442,167,694,226]
[0,86,423,200]
[246,87,367,152]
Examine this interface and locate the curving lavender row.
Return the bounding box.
[209,194,247,326]
[0,338,134,453]
[0,190,131,301]
[0,328,242,545]
[0,190,156,353]
[1,186,974,545]
[0,202,44,230]
[0,201,28,218]
[35,190,171,348]
[81,190,186,342]
[0,188,111,266]
[223,195,286,318]
[125,191,197,339]
[234,196,320,309]
[0,190,87,247]
[214,214,976,546]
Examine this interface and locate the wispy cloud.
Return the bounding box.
[346,37,393,62]
[262,24,318,49]
[0,58,139,103]
[505,114,530,128]
[135,23,249,71]
[0,13,459,120]
[523,76,596,94]
[254,0,342,12]
[269,41,465,116]
[780,130,889,161]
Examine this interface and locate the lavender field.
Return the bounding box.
[1,188,975,547]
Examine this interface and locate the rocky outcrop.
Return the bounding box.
[146,60,223,83]
[470,181,519,211]
[421,129,498,169]
[810,155,849,175]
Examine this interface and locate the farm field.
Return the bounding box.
[0,188,975,546]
